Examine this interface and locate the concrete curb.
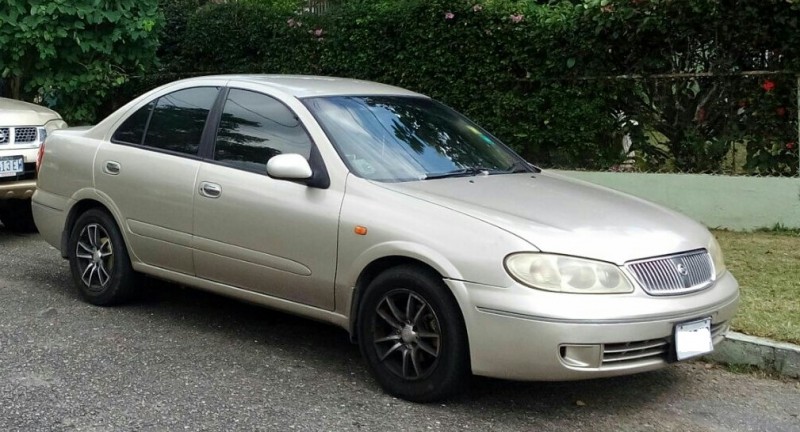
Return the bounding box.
[705,331,800,379]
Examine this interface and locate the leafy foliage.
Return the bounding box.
[171,0,625,169]
[157,0,799,173]
[0,0,162,123]
[576,0,800,175]
[19,0,796,173]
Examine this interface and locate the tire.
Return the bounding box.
[357,265,470,402]
[0,199,38,233]
[68,208,138,305]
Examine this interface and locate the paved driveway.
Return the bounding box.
[1,228,799,431]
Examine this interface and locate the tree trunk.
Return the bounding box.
[10,76,21,100]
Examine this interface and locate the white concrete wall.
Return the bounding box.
[555,171,800,230]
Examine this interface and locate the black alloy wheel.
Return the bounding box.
[357,265,470,402]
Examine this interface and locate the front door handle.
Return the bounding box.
[199,181,222,198]
[103,161,120,175]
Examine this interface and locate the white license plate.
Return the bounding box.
[0,156,24,177]
[675,317,713,361]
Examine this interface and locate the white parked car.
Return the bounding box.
[32,75,738,401]
[0,97,66,231]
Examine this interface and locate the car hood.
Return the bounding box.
[0,97,62,125]
[378,171,711,265]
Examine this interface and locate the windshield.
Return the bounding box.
[303,96,530,182]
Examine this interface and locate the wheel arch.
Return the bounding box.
[60,198,118,258]
[347,255,469,346]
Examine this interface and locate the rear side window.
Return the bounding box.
[111,87,219,155]
[213,89,312,173]
[144,87,219,155]
[112,102,154,145]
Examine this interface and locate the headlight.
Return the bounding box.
[708,236,727,278]
[505,253,634,294]
[36,127,47,145]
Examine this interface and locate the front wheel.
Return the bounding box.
[68,208,138,305]
[357,265,470,402]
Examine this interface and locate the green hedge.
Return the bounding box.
[134,0,800,173]
[0,0,161,123]
[167,0,626,169]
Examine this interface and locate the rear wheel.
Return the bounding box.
[357,265,470,402]
[0,199,37,233]
[68,208,138,305]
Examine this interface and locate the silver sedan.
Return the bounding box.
[32,75,739,402]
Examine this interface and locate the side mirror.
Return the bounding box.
[266,154,313,180]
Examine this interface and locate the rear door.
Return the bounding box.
[191,87,343,310]
[95,86,221,274]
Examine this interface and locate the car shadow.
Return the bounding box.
[116,277,684,411]
[11,233,685,412]
[0,222,36,237]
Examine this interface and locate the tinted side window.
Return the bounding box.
[143,87,219,155]
[112,102,154,145]
[214,89,312,173]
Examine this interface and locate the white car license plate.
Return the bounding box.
[0,155,24,177]
[675,317,713,361]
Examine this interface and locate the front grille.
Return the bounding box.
[0,127,39,145]
[711,320,728,339]
[15,127,37,143]
[602,320,728,367]
[603,338,669,365]
[627,250,714,296]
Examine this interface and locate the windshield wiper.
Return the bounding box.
[423,167,493,180]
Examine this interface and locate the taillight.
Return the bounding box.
[36,140,45,174]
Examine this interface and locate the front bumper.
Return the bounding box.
[1,146,38,199]
[449,271,739,381]
[0,179,36,199]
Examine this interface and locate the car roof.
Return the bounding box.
[192,74,427,98]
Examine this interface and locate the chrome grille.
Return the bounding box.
[627,250,713,295]
[603,338,669,365]
[0,128,8,144]
[14,127,37,143]
[601,320,727,367]
[711,320,728,340]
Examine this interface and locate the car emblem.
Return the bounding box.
[675,263,689,276]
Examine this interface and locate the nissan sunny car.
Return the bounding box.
[32,75,739,402]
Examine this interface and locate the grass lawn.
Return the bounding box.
[713,230,800,345]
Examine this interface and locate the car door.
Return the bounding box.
[192,87,343,310]
[95,86,221,275]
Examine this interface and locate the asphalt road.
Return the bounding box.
[1,227,799,432]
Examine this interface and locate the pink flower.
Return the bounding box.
[510,13,523,23]
[472,4,483,12]
[444,11,455,20]
[787,142,796,150]
[696,107,707,123]
[313,28,324,37]
[762,80,776,92]
[287,18,297,28]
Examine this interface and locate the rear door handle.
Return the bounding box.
[199,181,222,198]
[103,161,120,175]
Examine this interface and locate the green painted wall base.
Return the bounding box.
[555,171,800,230]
